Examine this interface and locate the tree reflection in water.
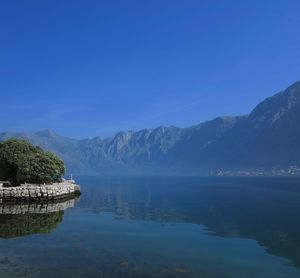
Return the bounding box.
[0,198,79,238]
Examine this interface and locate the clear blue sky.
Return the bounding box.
[1,0,300,138]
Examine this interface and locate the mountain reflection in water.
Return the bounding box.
[77,176,300,270]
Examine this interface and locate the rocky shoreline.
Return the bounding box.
[0,182,81,202]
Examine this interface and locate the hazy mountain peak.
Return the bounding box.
[282,81,300,107]
[35,129,58,138]
[114,130,134,140]
[286,80,300,90]
[249,81,300,126]
[0,131,26,139]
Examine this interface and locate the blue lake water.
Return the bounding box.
[0,176,300,277]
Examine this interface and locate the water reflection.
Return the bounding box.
[0,177,300,277]
[0,198,78,238]
[77,176,300,269]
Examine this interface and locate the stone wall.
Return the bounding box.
[0,182,81,201]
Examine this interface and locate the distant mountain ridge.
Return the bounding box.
[1,81,300,175]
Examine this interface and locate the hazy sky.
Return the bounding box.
[1,0,300,138]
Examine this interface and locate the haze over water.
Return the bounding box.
[0,176,300,277]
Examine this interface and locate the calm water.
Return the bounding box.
[0,176,300,278]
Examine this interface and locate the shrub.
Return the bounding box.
[0,139,65,185]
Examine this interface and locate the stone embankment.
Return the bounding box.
[0,182,81,202]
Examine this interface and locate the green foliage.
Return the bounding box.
[0,139,65,185]
[0,139,36,183]
[0,211,64,238]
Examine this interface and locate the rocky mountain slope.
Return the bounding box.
[1,81,300,175]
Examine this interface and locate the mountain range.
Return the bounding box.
[1,81,300,175]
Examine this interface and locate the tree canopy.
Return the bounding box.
[0,139,65,185]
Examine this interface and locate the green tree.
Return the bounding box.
[0,139,65,185]
[17,151,65,184]
[0,139,36,184]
